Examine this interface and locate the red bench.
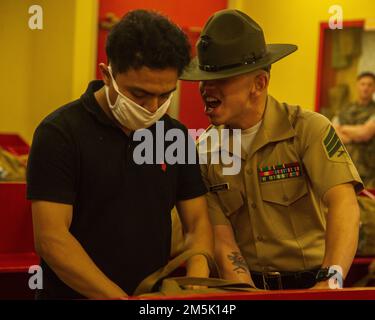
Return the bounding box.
[129,287,375,300]
[0,182,39,273]
[0,133,30,156]
[0,134,39,299]
[0,182,39,299]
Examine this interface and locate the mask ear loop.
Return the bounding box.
[107,65,122,94]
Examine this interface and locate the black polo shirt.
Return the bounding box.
[26,80,207,299]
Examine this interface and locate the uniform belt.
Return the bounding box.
[250,269,319,290]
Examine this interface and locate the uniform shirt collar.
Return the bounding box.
[198,95,296,160]
[249,95,296,157]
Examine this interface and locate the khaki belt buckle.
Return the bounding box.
[262,271,283,290]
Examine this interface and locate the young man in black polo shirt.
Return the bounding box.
[27,10,213,299]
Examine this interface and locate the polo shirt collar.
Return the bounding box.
[80,80,118,128]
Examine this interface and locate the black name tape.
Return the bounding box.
[209,183,230,192]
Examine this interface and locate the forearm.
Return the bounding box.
[341,123,375,142]
[322,198,360,279]
[38,231,127,299]
[216,247,254,285]
[184,218,214,277]
[334,125,352,144]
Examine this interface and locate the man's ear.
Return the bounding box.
[252,72,269,97]
[99,63,111,86]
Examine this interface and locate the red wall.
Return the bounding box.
[97,0,228,131]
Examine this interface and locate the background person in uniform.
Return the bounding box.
[333,72,375,189]
[181,9,363,290]
[27,10,213,299]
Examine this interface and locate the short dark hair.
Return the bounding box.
[357,71,375,82]
[106,10,191,76]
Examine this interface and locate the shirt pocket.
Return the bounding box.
[259,178,309,240]
[216,189,244,217]
[260,178,308,206]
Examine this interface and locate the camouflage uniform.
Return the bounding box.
[337,101,375,188]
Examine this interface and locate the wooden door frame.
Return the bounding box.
[315,20,365,112]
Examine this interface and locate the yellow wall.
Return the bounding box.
[0,0,98,143]
[0,0,33,142]
[2,1,374,143]
[228,0,375,110]
[72,0,98,99]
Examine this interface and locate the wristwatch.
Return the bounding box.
[315,267,338,282]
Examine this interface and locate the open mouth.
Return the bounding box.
[204,96,222,114]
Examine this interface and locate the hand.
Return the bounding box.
[106,288,129,299]
[182,284,208,290]
[186,254,210,278]
[118,293,129,300]
[311,279,343,290]
[310,280,331,290]
[334,126,352,144]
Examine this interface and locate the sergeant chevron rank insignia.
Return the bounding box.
[323,126,349,162]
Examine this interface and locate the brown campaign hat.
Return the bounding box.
[180,9,297,81]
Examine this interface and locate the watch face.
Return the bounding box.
[316,268,337,281]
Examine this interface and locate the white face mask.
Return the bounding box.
[104,66,173,131]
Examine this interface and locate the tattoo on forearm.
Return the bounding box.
[227,251,249,274]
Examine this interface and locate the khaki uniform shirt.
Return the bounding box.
[198,95,363,272]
